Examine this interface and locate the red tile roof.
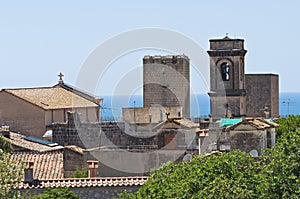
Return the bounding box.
[18,176,148,189]
[11,151,64,180]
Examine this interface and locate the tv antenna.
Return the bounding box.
[282,98,290,116]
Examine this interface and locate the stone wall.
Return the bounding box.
[51,121,157,149]
[63,147,84,178]
[143,55,190,118]
[245,74,279,117]
[230,130,266,155]
[207,37,247,118]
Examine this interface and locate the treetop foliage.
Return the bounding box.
[119,116,300,199]
[34,187,79,199]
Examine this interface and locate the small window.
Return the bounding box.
[221,63,230,81]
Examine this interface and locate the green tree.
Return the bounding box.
[0,149,23,198]
[34,187,78,199]
[71,167,88,178]
[261,116,300,198]
[119,116,300,199]
[120,151,269,199]
[0,135,12,153]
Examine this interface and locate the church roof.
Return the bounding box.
[2,87,99,110]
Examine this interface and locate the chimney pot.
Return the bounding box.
[87,160,98,178]
[1,126,10,139]
[24,161,34,183]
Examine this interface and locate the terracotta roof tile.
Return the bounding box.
[173,118,199,128]
[225,118,279,131]
[17,176,148,189]
[11,151,64,180]
[4,87,98,110]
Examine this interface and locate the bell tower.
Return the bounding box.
[207,36,247,118]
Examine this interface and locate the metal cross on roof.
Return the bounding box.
[58,72,64,81]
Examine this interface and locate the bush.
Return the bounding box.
[34,187,78,199]
[71,167,88,178]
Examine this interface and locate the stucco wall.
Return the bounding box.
[122,106,182,124]
[0,91,45,137]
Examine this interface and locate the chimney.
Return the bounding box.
[1,126,10,139]
[24,161,34,184]
[87,160,98,178]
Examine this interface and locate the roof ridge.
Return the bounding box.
[2,86,53,91]
[17,176,149,189]
[12,150,63,155]
[3,87,98,110]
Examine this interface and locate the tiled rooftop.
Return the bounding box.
[7,132,63,152]
[153,118,199,130]
[11,151,64,180]
[3,87,98,110]
[18,176,148,189]
[173,118,199,128]
[225,118,279,131]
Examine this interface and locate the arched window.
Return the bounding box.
[221,62,230,81]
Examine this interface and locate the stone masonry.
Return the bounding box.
[207,37,247,118]
[245,74,279,117]
[143,55,190,118]
[207,36,279,118]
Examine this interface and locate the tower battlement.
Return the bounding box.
[209,36,245,50]
[143,55,189,64]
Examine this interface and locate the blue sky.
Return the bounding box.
[1,0,299,95]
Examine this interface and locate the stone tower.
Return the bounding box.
[245,74,279,118]
[207,36,247,118]
[143,55,190,118]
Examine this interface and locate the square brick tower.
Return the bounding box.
[143,55,190,118]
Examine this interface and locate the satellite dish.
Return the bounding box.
[183,154,192,162]
[250,150,258,157]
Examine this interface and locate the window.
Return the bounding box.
[221,62,230,81]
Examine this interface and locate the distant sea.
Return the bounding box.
[100,92,300,121]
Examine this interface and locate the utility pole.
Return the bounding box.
[133,100,136,123]
[282,98,290,116]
